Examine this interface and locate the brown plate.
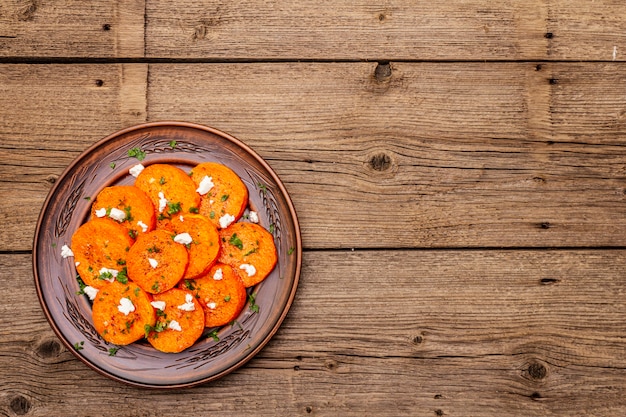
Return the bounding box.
[33,122,301,388]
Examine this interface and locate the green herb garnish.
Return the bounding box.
[128,147,146,161]
[208,330,220,342]
[73,341,84,351]
[229,233,244,250]
[221,194,229,202]
[108,347,119,356]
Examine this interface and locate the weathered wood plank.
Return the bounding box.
[147,62,626,249]
[3,250,625,415]
[1,1,625,61]
[3,62,626,250]
[145,0,626,61]
[0,64,147,251]
[0,0,145,58]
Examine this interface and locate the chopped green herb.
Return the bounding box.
[51,243,57,248]
[224,295,231,302]
[124,206,133,221]
[84,196,91,201]
[269,224,275,234]
[117,259,126,266]
[248,293,259,313]
[128,147,146,161]
[73,341,84,351]
[189,206,199,214]
[243,247,257,256]
[75,274,87,295]
[229,233,244,250]
[151,282,160,292]
[257,182,268,194]
[147,245,161,253]
[157,213,167,221]
[159,176,166,185]
[287,247,295,255]
[209,211,215,219]
[99,271,114,281]
[208,330,220,342]
[116,268,129,284]
[169,140,177,149]
[167,201,182,215]
[221,194,229,202]
[108,347,119,356]
[134,287,140,297]
[128,230,137,239]
[110,162,116,169]
[183,279,196,291]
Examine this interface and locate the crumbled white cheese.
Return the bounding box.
[168,320,182,332]
[75,261,80,267]
[150,301,166,311]
[207,302,217,310]
[61,244,74,258]
[109,207,126,222]
[148,258,158,269]
[177,293,195,311]
[129,164,144,177]
[240,264,257,277]
[99,267,118,282]
[95,207,107,218]
[248,211,259,223]
[173,232,193,245]
[137,220,148,233]
[158,191,167,213]
[196,175,215,195]
[209,199,214,205]
[213,268,223,281]
[179,215,184,222]
[83,286,98,301]
[117,297,135,315]
[219,213,235,228]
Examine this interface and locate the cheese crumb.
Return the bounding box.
[196,175,215,195]
[61,245,74,258]
[129,164,144,177]
[174,232,193,245]
[219,213,235,228]
[95,208,107,218]
[168,320,182,331]
[117,298,135,315]
[109,207,126,222]
[207,302,217,310]
[83,286,98,301]
[179,215,184,222]
[75,261,80,267]
[240,264,256,277]
[148,258,158,269]
[99,267,118,282]
[213,268,223,281]
[158,191,167,213]
[177,293,195,311]
[248,211,259,223]
[150,301,166,310]
[137,220,148,233]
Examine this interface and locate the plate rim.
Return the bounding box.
[32,121,302,388]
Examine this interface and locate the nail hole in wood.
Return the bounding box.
[293,365,300,371]
[434,394,443,399]
[539,222,551,229]
[102,23,111,31]
[549,78,558,85]
[530,392,542,400]
[306,406,313,413]
[95,79,104,87]
[10,395,31,416]
[46,174,58,184]
[535,64,542,71]
[544,32,553,39]
[375,61,392,82]
[435,409,444,416]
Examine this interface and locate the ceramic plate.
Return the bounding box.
[33,122,301,388]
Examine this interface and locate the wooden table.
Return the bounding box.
[2,1,626,415]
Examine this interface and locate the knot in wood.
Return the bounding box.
[46,174,58,185]
[10,395,32,415]
[411,334,424,345]
[35,338,62,359]
[369,153,392,171]
[528,362,547,380]
[375,62,392,82]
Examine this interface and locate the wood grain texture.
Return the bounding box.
[0,0,145,58]
[3,250,625,416]
[145,0,626,61]
[3,62,626,250]
[0,64,147,251]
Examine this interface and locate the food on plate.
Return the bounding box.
[67,159,280,353]
[92,281,156,345]
[126,229,189,294]
[146,288,205,353]
[89,185,156,238]
[218,222,278,288]
[134,163,201,228]
[190,162,249,229]
[182,263,247,328]
[71,218,134,289]
[163,213,220,279]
